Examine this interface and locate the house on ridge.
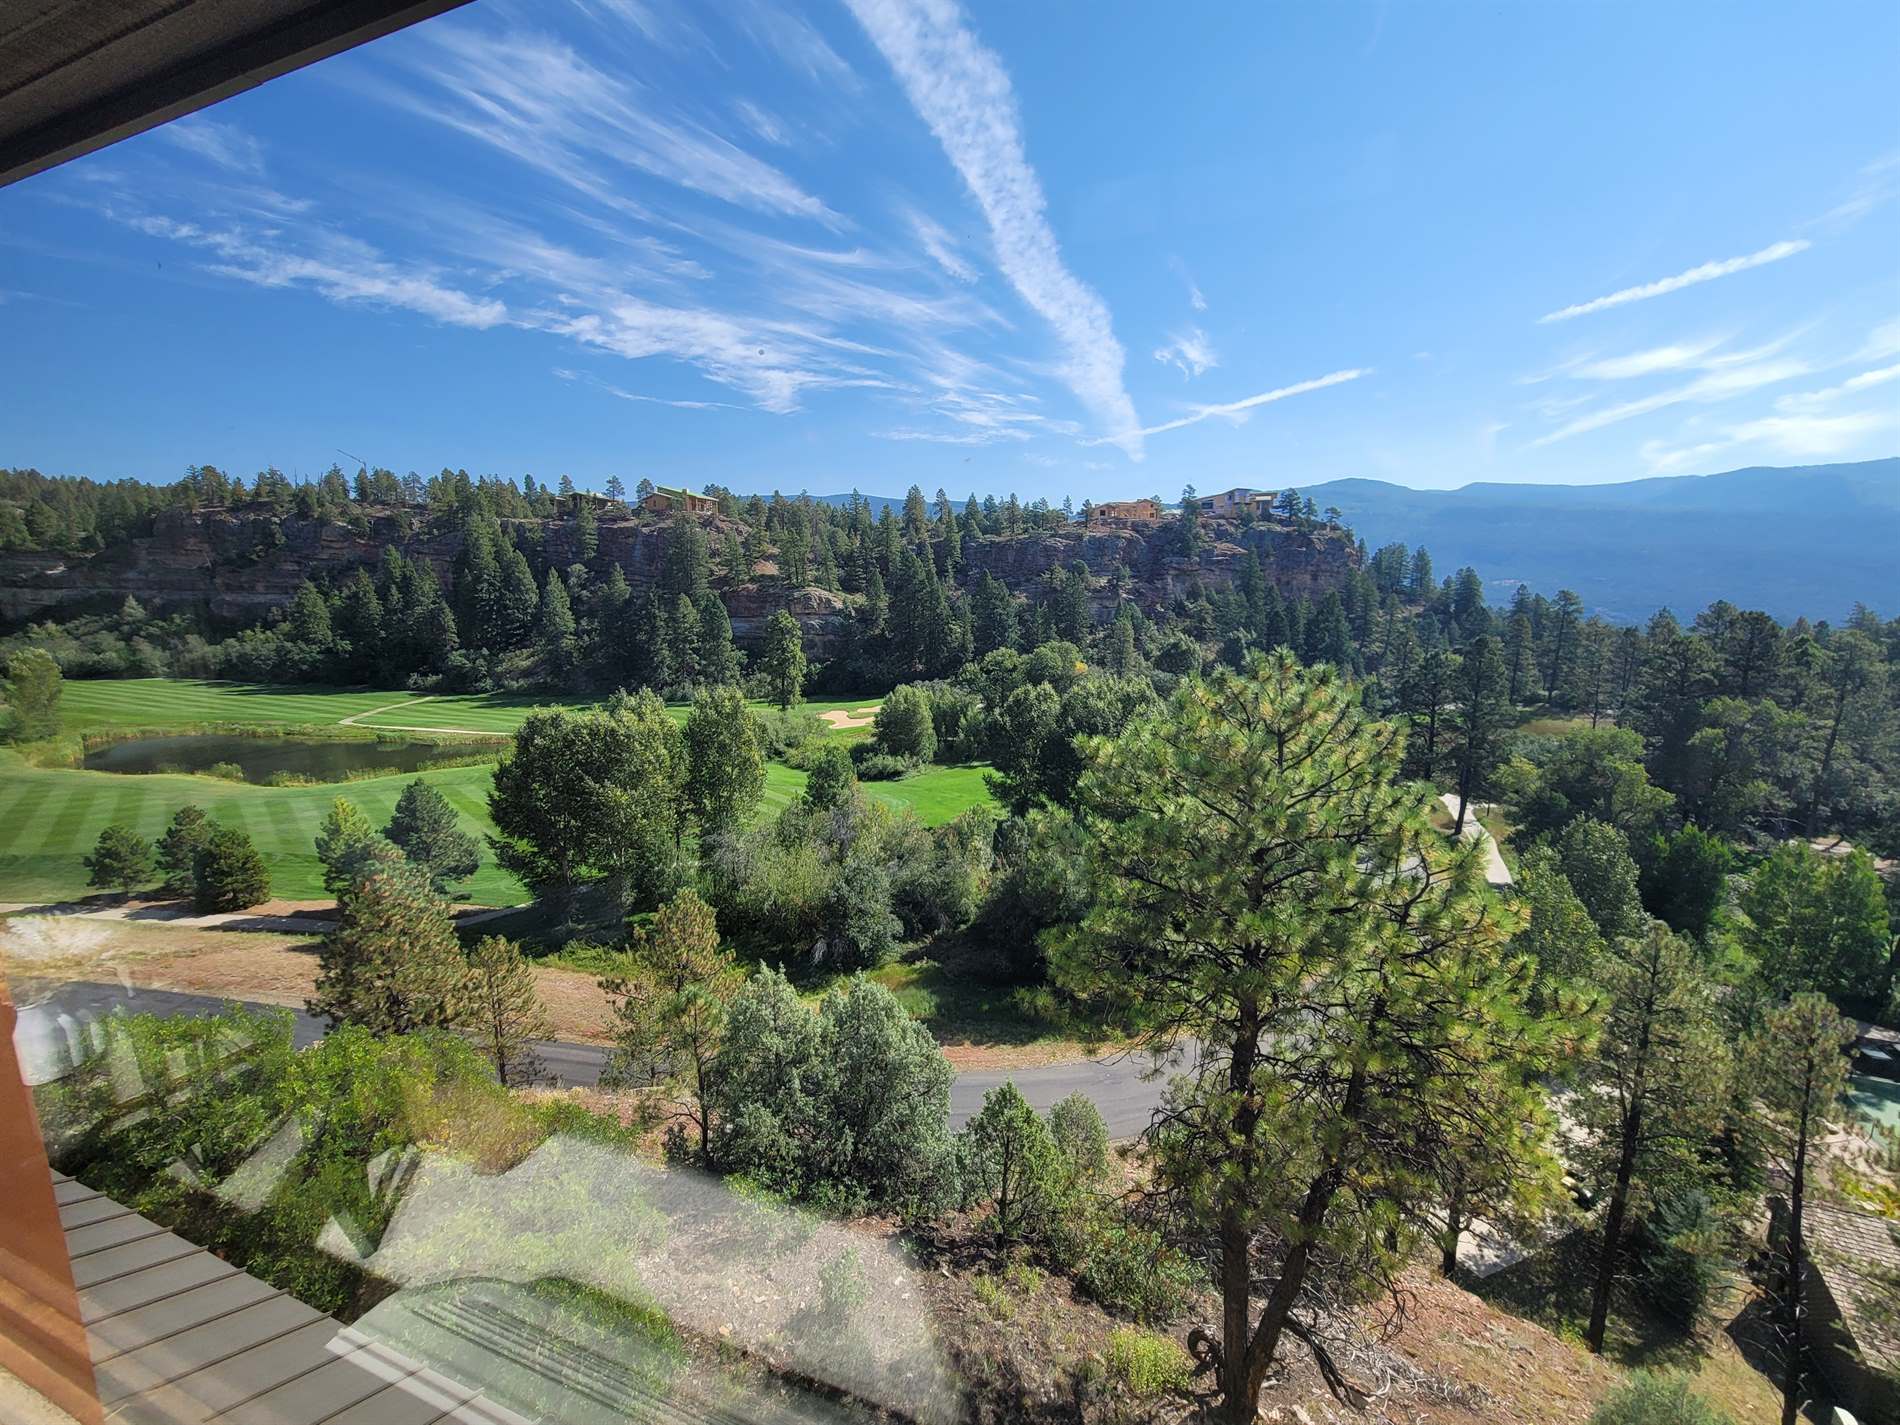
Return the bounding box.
[642,486,721,516]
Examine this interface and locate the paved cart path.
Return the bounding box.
[19,981,1182,1135]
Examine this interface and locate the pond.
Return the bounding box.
[1848,1073,1900,1133]
[83,733,500,785]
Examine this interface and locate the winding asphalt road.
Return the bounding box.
[17,981,1180,1135]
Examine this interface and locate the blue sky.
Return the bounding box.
[2,0,1896,500]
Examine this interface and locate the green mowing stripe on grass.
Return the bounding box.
[57,679,414,732]
[14,679,987,904]
[261,788,307,862]
[41,780,109,856]
[106,781,147,838]
[0,782,53,853]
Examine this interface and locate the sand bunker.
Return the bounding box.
[818,707,880,729]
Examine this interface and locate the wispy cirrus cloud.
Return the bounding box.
[1641,409,1899,474]
[1527,354,1810,447]
[734,0,857,87]
[159,116,266,175]
[1808,150,1900,232]
[734,100,790,147]
[1569,339,1726,381]
[1775,363,1900,413]
[553,367,752,410]
[906,209,978,283]
[1538,239,1810,323]
[1089,368,1368,444]
[121,211,508,329]
[844,0,1143,457]
[1153,326,1217,379]
[878,425,1030,445]
[1168,255,1207,311]
[370,27,842,227]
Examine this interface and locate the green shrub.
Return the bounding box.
[851,749,918,781]
[1587,1371,1733,1425]
[753,708,824,760]
[1048,1091,1110,1188]
[1078,1218,1201,1325]
[1102,1328,1191,1399]
[204,760,247,781]
[709,970,958,1216]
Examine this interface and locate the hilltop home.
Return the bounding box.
[1086,498,1163,527]
[642,486,721,516]
[1195,487,1278,518]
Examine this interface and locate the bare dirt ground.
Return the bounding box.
[0,916,1090,1068]
[0,917,618,1043]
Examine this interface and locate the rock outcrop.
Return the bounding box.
[0,505,1356,653]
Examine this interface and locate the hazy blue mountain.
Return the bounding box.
[1299,458,1900,623]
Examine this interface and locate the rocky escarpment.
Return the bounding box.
[0,506,1357,654]
[958,517,1358,607]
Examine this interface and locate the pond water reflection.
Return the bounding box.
[83,733,500,784]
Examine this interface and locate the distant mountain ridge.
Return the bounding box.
[1297,459,1900,623]
[769,459,1899,624]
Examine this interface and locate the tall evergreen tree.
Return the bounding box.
[536,567,578,681]
[156,805,212,897]
[384,779,480,893]
[308,869,471,1034]
[1052,655,1573,1421]
[970,572,1017,656]
[86,824,154,896]
[599,888,741,1160]
[1579,924,1729,1353]
[761,609,807,710]
[1749,994,1855,1425]
[466,934,551,1087]
[1448,633,1511,833]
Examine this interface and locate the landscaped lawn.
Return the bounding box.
[6,679,995,905]
[0,754,517,905]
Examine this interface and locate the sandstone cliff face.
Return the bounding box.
[0,506,1356,651]
[957,518,1358,609]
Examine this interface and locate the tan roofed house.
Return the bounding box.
[1195,488,1278,518]
[642,486,720,515]
[1087,498,1162,527]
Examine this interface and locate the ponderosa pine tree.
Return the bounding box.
[1748,993,1854,1425]
[308,868,470,1035]
[314,797,390,899]
[383,778,480,893]
[1579,923,1729,1353]
[465,934,551,1087]
[598,888,740,1160]
[1448,632,1511,834]
[1052,653,1574,1420]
